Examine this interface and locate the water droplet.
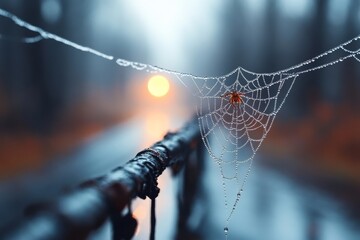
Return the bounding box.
[224,227,229,233]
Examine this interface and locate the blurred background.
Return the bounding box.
[0,0,359,239]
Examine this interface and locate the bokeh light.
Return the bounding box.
[147,75,170,98]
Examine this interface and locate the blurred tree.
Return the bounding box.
[301,0,329,111]
[264,0,278,72]
[16,0,69,133]
[220,0,245,72]
[342,0,360,108]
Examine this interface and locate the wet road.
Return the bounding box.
[0,118,359,240]
[203,155,360,240]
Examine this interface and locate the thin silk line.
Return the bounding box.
[0,8,114,60]
[0,8,359,79]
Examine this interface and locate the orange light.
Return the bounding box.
[147,75,170,97]
[133,204,148,221]
[143,111,170,147]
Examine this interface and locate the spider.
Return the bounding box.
[221,91,245,108]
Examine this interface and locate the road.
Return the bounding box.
[0,117,359,240]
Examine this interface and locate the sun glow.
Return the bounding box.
[147,75,170,97]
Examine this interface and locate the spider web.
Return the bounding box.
[175,69,298,224]
[1,8,360,237]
